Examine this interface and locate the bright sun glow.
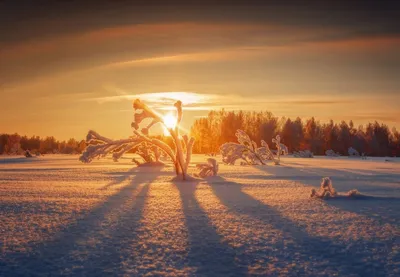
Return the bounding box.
[163,114,177,135]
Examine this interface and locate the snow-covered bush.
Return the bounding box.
[325,149,340,157]
[310,177,337,198]
[311,177,361,199]
[127,144,163,164]
[220,130,282,165]
[346,189,360,197]
[195,158,218,178]
[348,147,360,157]
[271,135,284,165]
[361,153,367,160]
[293,150,313,158]
[280,143,289,155]
[79,99,195,180]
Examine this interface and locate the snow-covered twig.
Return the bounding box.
[220,130,283,165]
[293,150,313,158]
[311,177,360,199]
[195,158,219,178]
[79,132,142,163]
[272,135,282,165]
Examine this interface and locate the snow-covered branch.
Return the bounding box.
[220,130,283,165]
[195,158,219,178]
[310,177,361,199]
[79,132,142,163]
[80,99,195,180]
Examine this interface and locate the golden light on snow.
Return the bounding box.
[1,155,399,275]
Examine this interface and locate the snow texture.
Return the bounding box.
[0,154,399,276]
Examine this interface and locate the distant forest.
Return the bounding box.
[0,133,175,156]
[2,110,400,157]
[0,135,87,155]
[190,110,400,157]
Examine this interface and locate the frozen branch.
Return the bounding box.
[220,130,283,165]
[80,99,195,180]
[195,158,219,178]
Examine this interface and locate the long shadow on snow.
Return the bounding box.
[256,165,400,225]
[322,195,400,226]
[99,166,146,190]
[259,162,400,182]
[0,167,161,276]
[0,157,44,165]
[173,178,247,276]
[232,173,400,193]
[208,176,389,277]
[0,168,77,172]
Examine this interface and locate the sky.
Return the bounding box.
[1,1,400,140]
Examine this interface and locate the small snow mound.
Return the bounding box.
[310,177,361,200]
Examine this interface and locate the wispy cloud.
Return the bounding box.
[85,90,220,106]
[82,89,358,113]
[3,20,399,87]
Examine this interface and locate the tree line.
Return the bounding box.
[189,110,400,157]
[2,110,400,157]
[0,134,86,155]
[0,133,176,156]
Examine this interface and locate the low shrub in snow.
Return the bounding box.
[293,150,313,158]
[311,177,361,199]
[279,143,289,156]
[194,158,219,178]
[79,99,195,180]
[348,147,360,157]
[348,147,368,160]
[325,149,340,157]
[220,130,283,165]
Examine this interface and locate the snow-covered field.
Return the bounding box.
[0,154,399,276]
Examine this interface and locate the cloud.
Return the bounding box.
[283,100,353,105]
[2,19,400,87]
[82,89,358,113]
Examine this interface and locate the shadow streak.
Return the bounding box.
[1,167,161,276]
[99,167,139,190]
[0,157,44,165]
[208,176,391,276]
[173,179,246,276]
[254,164,400,224]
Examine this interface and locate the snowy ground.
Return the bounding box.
[0,154,399,276]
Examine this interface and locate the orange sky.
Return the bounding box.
[1,3,399,140]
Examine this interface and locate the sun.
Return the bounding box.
[163,114,177,135]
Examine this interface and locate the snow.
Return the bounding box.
[0,154,399,276]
